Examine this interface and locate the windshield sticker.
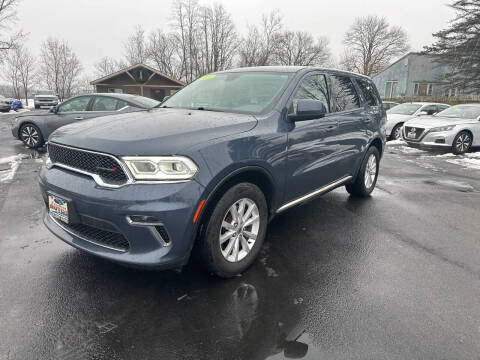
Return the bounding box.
[198,74,216,81]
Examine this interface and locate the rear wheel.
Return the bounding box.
[19,123,44,149]
[452,131,472,155]
[346,146,380,197]
[198,183,268,278]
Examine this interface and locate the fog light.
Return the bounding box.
[127,215,161,224]
[435,139,446,144]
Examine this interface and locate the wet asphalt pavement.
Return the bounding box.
[1,113,480,360]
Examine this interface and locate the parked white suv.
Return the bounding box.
[386,102,450,140]
[34,90,59,109]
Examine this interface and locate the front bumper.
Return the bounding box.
[39,165,206,269]
[35,101,58,107]
[403,128,455,149]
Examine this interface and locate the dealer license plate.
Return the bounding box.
[48,195,69,224]
[407,131,417,139]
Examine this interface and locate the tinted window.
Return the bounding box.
[357,79,379,106]
[421,105,438,115]
[92,97,120,111]
[58,97,90,112]
[117,100,129,109]
[291,74,330,114]
[330,75,360,112]
[437,105,449,112]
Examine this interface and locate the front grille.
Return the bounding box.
[404,126,425,140]
[58,215,130,252]
[48,143,128,185]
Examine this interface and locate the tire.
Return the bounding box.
[390,123,404,140]
[346,146,380,197]
[198,182,268,278]
[452,131,472,155]
[19,123,44,149]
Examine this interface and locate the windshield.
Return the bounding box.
[131,96,160,109]
[37,90,55,96]
[436,105,480,119]
[161,72,292,114]
[387,103,422,115]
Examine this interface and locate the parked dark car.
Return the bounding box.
[0,95,10,112]
[39,67,386,277]
[11,93,160,148]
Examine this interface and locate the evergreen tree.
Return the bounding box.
[424,0,480,94]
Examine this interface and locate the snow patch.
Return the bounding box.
[387,139,406,145]
[0,154,28,182]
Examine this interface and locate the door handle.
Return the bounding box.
[74,117,84,120]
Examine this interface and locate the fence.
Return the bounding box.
[383,96,480,105]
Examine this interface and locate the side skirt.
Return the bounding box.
[276,175,353,213]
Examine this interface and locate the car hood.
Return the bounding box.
[404,116,477,129]
[35,95,57,99]
[49,108,258,156]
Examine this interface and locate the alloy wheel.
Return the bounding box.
[364,154,377,189]
[219,198,260,263]
[20,125,39,147]
[455,133,471,153]
[393,126,402,140]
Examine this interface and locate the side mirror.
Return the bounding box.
[162,95,170,102]
[288,99,327,122]
[50,106,57,113]
[417,111,428,116]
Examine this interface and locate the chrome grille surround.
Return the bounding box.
[47,142,133,188]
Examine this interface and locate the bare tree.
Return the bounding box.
[238,10,283,67]
[172,0,201,83]
[275,32,330,66]
[197,3,237,73]
[1,46,21,98]
[17,45,35,105]
[39,38,83,100]
[147,29,183,79]
[123,26,149,65]
[342,15,409,76]
[0,0,25,60]
[94,56,125,78]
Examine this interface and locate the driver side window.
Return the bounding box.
[290,74,330,114]
[58,96,91,112]
[421,105,438,115]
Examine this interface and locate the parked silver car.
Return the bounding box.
[403,104,480,154]
[386,102,450,140]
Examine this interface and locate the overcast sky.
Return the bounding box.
[16,0,455,76]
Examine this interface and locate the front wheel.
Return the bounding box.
[452,131,472,155]
[346,146,380,197]
[19,123,44,149]
[198,183,268,278]
[390,123,404,140]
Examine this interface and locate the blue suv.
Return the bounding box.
[39,67,386,277]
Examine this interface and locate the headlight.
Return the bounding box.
[122,156,198,181]
[429,125,455,133]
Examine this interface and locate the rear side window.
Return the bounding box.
[291,74,330,113]
[92,97,121,111]
[330,75,360,112]
[357,79,379,107]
